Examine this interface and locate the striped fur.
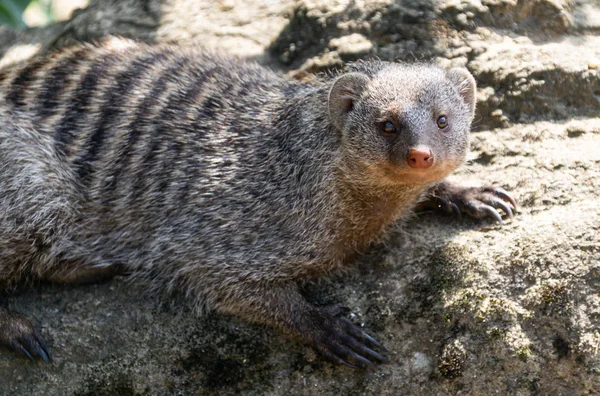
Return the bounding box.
[0,37,476,364]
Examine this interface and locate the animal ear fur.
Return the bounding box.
[328,73,370,131]
[447,68,477,119]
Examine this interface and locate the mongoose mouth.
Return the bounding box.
[376,160,463,186]
[391,169,453,185]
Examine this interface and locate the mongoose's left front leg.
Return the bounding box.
[419,180,517,222]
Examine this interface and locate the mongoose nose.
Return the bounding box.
[407,148,434,169]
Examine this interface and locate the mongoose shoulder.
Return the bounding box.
[0,37,516,368]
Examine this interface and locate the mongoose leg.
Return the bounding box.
[0,119,103,362]
[0,265,122,363]
[420,181,518,222]
[218,285,389,369]
[0,307,51,362]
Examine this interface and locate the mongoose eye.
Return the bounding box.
[437,115,448,129]
[381,121,397,135]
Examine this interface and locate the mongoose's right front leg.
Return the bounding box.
[0,306,51,362]
[217,283,389,369]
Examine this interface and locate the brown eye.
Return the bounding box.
[437,115,448,129]
[381,121,397,135]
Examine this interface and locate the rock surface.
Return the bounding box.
[1,0,599,394]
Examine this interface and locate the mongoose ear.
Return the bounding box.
[447,68,477,119]
[328,73,370,131]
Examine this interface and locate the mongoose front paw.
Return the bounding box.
[308,311,389,370]
[0,309,52,363]
[434,186,517,223]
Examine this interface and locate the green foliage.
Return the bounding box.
[0,0,33,28]
[0,0,55,28]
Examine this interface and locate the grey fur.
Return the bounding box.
[0,38,486,367]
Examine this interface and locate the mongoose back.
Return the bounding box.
[0,37,516,368]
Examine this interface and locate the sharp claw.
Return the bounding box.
[338,318,386,350]
[319,346,359,369]
[483,206,503,223]
[360,345,389,363]
[20,335,51,363]
[494,188,518,211]
[313,314,389,369]
[340,360,359,370]
[36,344,50,363]
[13,343,33,361]
[492,198,513,218]
[38,340,53,363]
[449,202,461,218]
[345,349,376,370]
[361,331,386,351]
[44,348,53,363]
[330,342,375,370]
[341,334,389,363]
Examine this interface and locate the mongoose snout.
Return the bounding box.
[407,147,433,169]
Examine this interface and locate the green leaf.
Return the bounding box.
[6,0,33,11]
[0,0,34,28]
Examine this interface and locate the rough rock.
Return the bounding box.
[1,0,599,394]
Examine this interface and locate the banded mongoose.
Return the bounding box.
[0,37,516,369]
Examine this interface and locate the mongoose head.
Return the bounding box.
[328,62,476,186]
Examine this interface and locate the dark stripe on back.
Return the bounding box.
[101,55,190,201]
[5,58,47,108]
[155,138,184,209]
[73,51,165,187]
[130,66,221,205]
[34,47,93,124]
[53,53,119,157]
[176,82,229,205]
